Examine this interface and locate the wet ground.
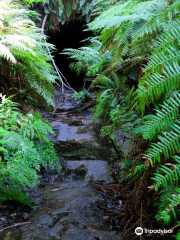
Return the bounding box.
[0,90,121,240]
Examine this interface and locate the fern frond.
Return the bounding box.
[0,42,16,63]
[146,121,180,165]
[153,156,180,191]
[136,62,180,112]
[143,92,180,141]
[155,186,180,226]
[134,0,180,40]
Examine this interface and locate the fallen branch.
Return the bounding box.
[0,222,35,232]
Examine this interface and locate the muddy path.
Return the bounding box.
[0,89,121,240]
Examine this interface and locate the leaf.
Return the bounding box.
[66,1,73,18]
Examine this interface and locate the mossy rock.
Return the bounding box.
[109,129,133,156]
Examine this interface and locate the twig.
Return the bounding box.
[160,223,179,236]
[0,222,35,232]
[40,14,76,94]
[51,187,62,192]
[100,192,119,202]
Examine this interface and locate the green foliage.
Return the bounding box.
[152,156,180,192]
[23,0,45,3]
[66,1,73,18]
[0,94,61,205]
[62,37,111,77]
[119,159,148,182]
[0,0,58,106]
[154,186,180,226]
[143,92,180,141]
[29,0,94,28]
[61,0,180,237]
[134,17,180,113]
[72,90,92,103]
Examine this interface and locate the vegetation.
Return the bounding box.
[72,90,92,102]
[1,0,180,238]
[0,0,61,205]
[29,0,95,31]
[0,0,58,106]
[63,0,180,239]
[0,94,60,205]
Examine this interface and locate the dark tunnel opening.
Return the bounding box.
[47,20,92,89]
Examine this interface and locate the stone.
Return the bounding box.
[67,160,113,182]
[109,129,133,155]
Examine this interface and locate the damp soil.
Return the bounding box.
[0,89,121,240]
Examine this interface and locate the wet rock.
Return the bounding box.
[54,102,79,114]
[69,120,84,126]
[48,223,63,238]
[23,212,30,220]
[67,160,113,182]
[51,122,92,141]
[109,129,133,155]
[61,226,120,240]
[74,164,88,176]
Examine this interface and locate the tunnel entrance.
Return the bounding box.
[47,20,92,88]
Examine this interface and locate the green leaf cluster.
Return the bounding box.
[72,90,92,103]
[30,0,94,28]
[0,0,58,106]
[0,94,61,205]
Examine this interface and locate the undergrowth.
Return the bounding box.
[72,90,92,103]
[0,94,61,205]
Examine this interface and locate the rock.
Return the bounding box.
[67,160,113,182]
[53,102,79,114]
[73,164,88,176]
[22,212,30,220]
[109,129,133,155]
[61,226,120,240]
[51,122,92,141]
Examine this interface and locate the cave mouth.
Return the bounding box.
[47,20,92,89]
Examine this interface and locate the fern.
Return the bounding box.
[62,38,111,77]
[72,90,92,102]
[146,121,180,165]
[135,18,180,113]
[153,156,180,191]
[154,186,180,226]
[143,92,180,141]
[0,95,61,204]
[58,0,180,236]
[0,0,58,106]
